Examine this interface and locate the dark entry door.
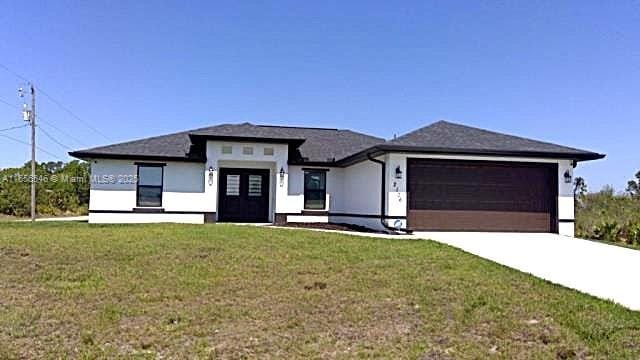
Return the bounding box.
[407,159,558,232]
[218,168,270,222]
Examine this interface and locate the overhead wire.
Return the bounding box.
[0,124,28,132]
[0,96,90,148]
[0,62,112,143]
[36,86,113,142]
[38,125,73,151]
[0,132,66,161]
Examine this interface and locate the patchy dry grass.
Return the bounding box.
[0,223,639,358]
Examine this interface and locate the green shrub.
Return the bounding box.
[575,187,640,243]
[624,222,640,246]
[593,221,621,242]
[0,161,89,217]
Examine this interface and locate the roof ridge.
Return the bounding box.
[255,124,339,131]
[389,121,442,143]
[336,129,385,143]
[435,120,589,152]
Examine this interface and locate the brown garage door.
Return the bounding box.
[407,159,558,232]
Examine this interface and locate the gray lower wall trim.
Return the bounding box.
[133,207,164,213]
[300,210,329,216]
[275,212,407,220]
[329,213,407,220]
[204,212,217,223]
[274,213,287,225]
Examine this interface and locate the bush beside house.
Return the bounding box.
[575,174,640,247]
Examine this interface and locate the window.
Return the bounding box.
[243,146,253,155]
[222,145,232,154]
[304,170,326,210]
[226,175,240,196]
[137,164,163,207]
[248,175,262,196]
[263,147,274,156]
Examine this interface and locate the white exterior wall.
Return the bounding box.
[88,159,208,224]
[89,212,204,224]
[558,160,575,237]
[325,158,387,230]
[287,166,343,212]
[86,142,346,224]
[287,215,329,223]
[206,141,289,222]
[340,159,381,214]
[383,153,576,236]
[87,147,576,234]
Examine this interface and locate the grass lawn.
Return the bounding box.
[0,223,639,358]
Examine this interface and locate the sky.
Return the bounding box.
[0,1,638,191]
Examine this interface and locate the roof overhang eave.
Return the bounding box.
[67,151,205,163]
[336,145,605,166]
[188,133,306,146]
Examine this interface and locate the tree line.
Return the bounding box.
[574,170,640,247]
[0,160,89,217]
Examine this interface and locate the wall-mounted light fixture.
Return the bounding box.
[279,167,285,187]
[563,170,572,184]
[208,166,215,186]
[395,165,403,179]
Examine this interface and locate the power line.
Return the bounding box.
[0,97,20,110]
[0,132,65,161]
[38,125,73,151]
[0,63,29,82]
[0,62,113,142]
[0,124,28,132]
[35,86,113,142]
[0,96,89,148]
[37,120,89,148]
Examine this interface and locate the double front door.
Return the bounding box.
[218,168,270,222]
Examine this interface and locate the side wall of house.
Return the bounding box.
[88,159,209,223]
[278,157,383,228]
[327,158,385,230]
[283,166,343,223]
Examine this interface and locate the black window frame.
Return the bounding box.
[136,163,165,208]
[303,170,327,210]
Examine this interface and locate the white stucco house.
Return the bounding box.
[69,121,604,236]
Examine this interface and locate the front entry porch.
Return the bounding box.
[218,168,270,222]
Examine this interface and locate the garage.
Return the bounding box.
[407,158,558,232]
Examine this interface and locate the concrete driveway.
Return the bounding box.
[416,232,640,311]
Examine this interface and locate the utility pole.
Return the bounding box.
[29,84,36,222]
[19,84,36,221]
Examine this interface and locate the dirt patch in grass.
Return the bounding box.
[278,222,391,234]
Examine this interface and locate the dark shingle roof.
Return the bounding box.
[382,121,604,160]
[189,123,384,162]
[69,120,604,164]
[69,123,384,163]
[68,131,198,161]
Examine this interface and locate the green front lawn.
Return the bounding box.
[0,223,638,358]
